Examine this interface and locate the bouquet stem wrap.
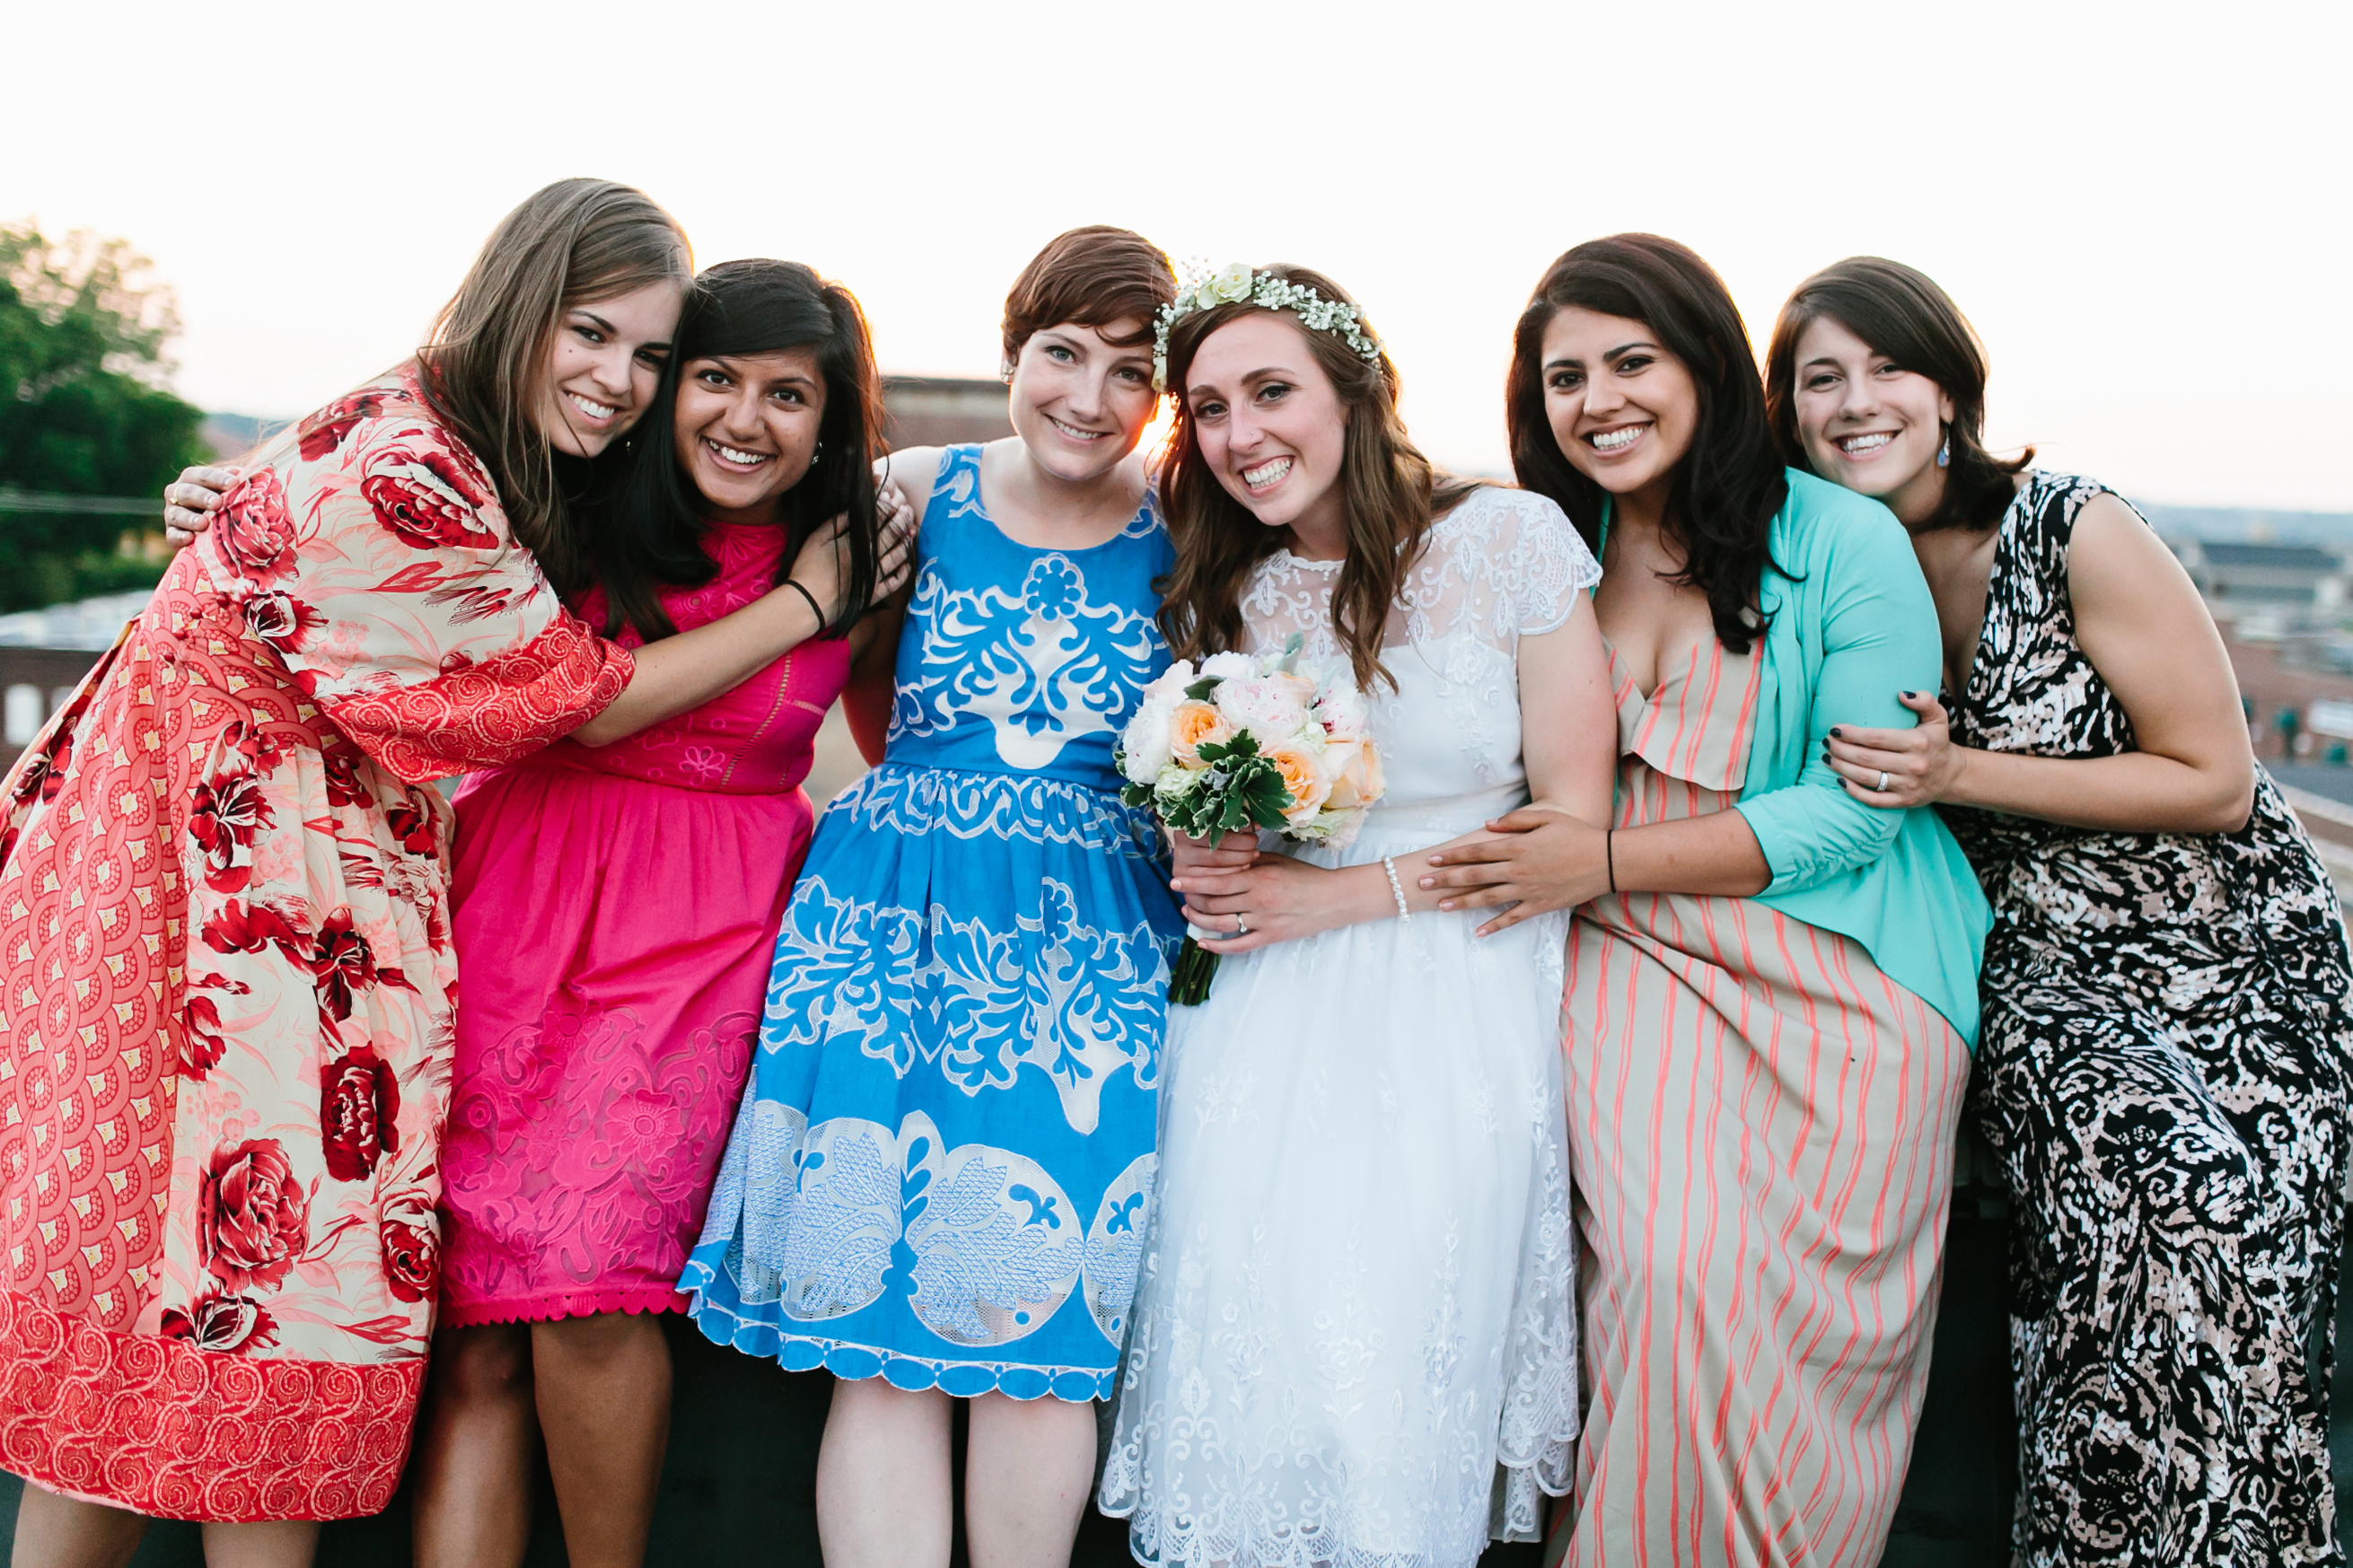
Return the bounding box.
[1168,935,1223,1008]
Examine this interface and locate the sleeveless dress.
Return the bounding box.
[680,443,1182,1400]
[1549,635,1971,1568]
[436,519,853,1327]
[1942,472,2353,1567]
[0,370,633,1520]
[1100,487,1594,1567]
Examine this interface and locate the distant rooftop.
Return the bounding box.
[2145,505,2353,545]
[0,589,154,650]
[2196,542,2342,572]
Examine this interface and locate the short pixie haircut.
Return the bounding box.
[1000,226,1176,368]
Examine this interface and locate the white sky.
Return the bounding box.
[8,0,2349,510]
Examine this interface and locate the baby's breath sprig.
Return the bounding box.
[1151,263,1383,392]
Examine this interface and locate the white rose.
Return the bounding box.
[1198,651,1255,682]
[1313,682,1368,741]
[1215,677,1309,740]
[1205,263,1254,305]
[1138,660,1196,706]
[1120,697,1176,784]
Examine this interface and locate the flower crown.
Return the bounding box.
[1151,264,1383,392]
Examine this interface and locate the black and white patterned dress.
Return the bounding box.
[1942,471,2353,1566]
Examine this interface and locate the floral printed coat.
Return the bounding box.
[0,368,632,1520]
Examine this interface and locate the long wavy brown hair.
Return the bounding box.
[1505,235,1786,655]
[416,179,691,594]
[1155,265,1479,692]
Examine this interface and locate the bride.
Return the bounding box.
[1097,265,1615,1566]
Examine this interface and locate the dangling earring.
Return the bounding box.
[1936,432,1951,469]
[809,440,822,467]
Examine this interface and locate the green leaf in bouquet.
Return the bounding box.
[1193,731,1261,765]
[1184,678,1219,701]
[1217,756,1293,835]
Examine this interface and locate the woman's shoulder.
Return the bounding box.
[1429,484,1597,577]
[1771,469,1917,565]
[2020,469,2139,532]
[242,367,505,553]
[279,367,463,470]
[1427,483,1571,550]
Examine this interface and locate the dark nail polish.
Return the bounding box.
[1829,727,1843,739]
[1901,690,1916,699]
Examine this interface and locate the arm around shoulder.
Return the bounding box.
[1734,486,1938,890]
[877,446,944,530]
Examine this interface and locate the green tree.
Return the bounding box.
[0,223,209,611]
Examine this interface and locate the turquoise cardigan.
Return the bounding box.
[1611,469,1992,1045]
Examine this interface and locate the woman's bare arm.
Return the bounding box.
[1823,495,2254,833]
[574,504,914,746]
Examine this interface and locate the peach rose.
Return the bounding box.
[1321,739,1383,810]
[1356,739,1385,802]
[1268,744,1333,822]
[1170,700,1234,764]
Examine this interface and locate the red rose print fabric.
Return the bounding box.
[0,369,632,1520]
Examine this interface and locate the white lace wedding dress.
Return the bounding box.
[1099,486,1600,1567]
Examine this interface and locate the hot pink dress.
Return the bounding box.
[436,520,855,1327]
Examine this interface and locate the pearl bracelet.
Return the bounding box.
[1382,855,1412,924]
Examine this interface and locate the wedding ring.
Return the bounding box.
[1235,914,1249,935]
[1876,770,1890,792]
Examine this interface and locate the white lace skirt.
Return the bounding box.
[1099,819,1578,1568]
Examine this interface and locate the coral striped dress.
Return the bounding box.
[1550,636,1970,1567]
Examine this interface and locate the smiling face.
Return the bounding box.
[1183,312,1350,556]
[534,279,682,458]
[1539,306,1699,513]
[1006,319,1160,484]
[1788,313,1954,525]
[673,347,828,524]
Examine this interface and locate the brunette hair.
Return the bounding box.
[1764,257,2032,534]
[596,260,885,642]
[417,178,691,592]
[1506,234,1787,653]
[1155,265,1481,693]
[1000,225,1176,366]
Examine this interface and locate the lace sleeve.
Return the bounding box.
[1400,488,1601,653]
[1506,492,1602,635]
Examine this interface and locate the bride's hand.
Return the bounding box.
[1174,854,1363,955]
[1419,806,1610,935]
[1169,829,1258,880]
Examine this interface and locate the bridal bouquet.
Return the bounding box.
[1117,635,1386,1004]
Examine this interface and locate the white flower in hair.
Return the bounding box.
[1202,263,1256,305]
[1151,261,1385,391]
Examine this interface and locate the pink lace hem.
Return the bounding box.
[437,1284,687,1329]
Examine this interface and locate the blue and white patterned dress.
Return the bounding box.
[680,443,1183,1401]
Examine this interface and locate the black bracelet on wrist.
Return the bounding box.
[782,578,826,629]
[1605,828,1617,894]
